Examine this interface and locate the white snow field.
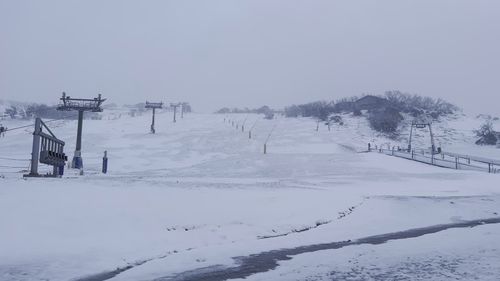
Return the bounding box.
[0,111,499,281]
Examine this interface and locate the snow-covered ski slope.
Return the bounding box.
[326,111,500,158]
[0,111,499,281]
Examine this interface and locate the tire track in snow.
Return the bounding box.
[156,217,500,281]
[73,217,500,281]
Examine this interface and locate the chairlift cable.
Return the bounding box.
[3,117,70,133]
[0,165,28,169]
[0,157,30,161]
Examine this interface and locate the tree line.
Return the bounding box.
[283,91,458,135]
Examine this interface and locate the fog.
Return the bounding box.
[1,0,499,114]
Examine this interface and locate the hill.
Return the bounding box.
[0,109,499,280]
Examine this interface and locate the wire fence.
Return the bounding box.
[375,147,499,174]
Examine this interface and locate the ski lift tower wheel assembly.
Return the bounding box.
[57,92,106,169]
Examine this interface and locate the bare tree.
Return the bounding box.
[474,120,498,145]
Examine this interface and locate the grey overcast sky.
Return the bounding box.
[1,0,499,114]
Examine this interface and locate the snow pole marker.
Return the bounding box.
[249,119,259,139]
[263,124,277,155]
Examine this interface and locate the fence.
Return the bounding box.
[375,148,500,174]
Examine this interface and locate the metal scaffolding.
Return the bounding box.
[57,92,105,169]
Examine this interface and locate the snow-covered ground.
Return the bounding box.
[327,110,500,158]
[0,111,499,281]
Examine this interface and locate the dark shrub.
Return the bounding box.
[216,107,231,114]
[330,115,343,123]
[368,107,403,133]
[474,121,498,145]
[284,105,301,117]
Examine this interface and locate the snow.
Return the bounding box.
[0,110,499,281]
[239,223,500,281]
